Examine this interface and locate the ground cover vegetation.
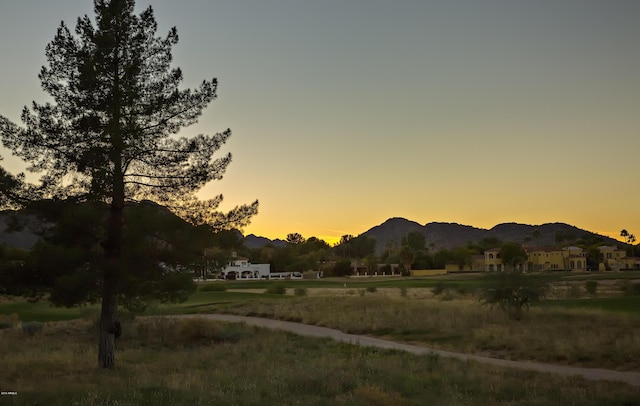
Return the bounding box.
[1,316,639,405]
[214,293,640,371]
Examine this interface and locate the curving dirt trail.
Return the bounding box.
[177,313,640,388]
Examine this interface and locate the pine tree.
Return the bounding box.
[0,0,258,368]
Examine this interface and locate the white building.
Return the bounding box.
[221,257,271,280]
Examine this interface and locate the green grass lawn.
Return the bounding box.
[0,300,96,322]
[538,295,640,316]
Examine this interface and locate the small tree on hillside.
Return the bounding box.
[0,0,257,368]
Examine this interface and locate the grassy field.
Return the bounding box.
[1,317,639,405]
[2,273,640,404]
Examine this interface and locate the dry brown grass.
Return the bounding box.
[222,294,640,370]
[1,317,639,405]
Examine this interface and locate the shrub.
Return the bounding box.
[585,280,598,296]
[479,272,549,321]
[294,287,307,296]
[432,282,445,295]
[399,286,408,297]
[22,321,44,336]
[0,321,13,329]
[332,260,353,277]
[265,284,286,295]
[366,286,377,293]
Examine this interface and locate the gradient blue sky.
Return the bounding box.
[1,1,639,244]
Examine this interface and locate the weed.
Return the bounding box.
[22,321,44,336]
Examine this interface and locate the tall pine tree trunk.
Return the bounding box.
[99,197,123,368]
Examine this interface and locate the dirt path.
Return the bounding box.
[178,313,640,388]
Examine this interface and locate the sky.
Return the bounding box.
[1,1,638,245]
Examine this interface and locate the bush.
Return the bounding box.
[294,287,307,296]
[479,272,549,321]
[366,286,377,293]
[432,282,445,295]
[332,260,353,277]
[585,280,598,296]
[265,284,286,295]
[22,321,44,336]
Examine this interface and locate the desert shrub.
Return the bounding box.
[294,287,307,296]
[585,280,598,296]
[479,271,549,320]
[22,321,44,336]
[199,283,227,292]
[266,284,286,295]
[440,291,455,301]
[567,284,582,299]
[366,286,377,293]
[432,282,445,295]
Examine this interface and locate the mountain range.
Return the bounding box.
[1,210,624,253]
[245,217,624,253]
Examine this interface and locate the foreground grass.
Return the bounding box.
[1,317,639,405]
[214,295,640,370]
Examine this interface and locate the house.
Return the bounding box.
[598,246,635,271]
[483,246,587,272]
[220,255,302,280]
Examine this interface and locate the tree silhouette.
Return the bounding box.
[0,0,257,368]
[621,229,636,257]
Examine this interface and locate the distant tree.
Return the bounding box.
[586,247,604,271]
[452,246,474,271]
[335,234,375,259]
[332,260,353,277]
[476,237,502,252]
[398,245,414,274]
[0,0,257,368]
[286,233,306,245]
[500,242,528,272]
[621,229,636,257]
[532,229,541,242]
[479,271,549,320]
[402,231,426,252]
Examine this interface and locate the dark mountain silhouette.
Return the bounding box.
[244,234,286,249]
[361,218,622,253]
[1,208,624,253]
